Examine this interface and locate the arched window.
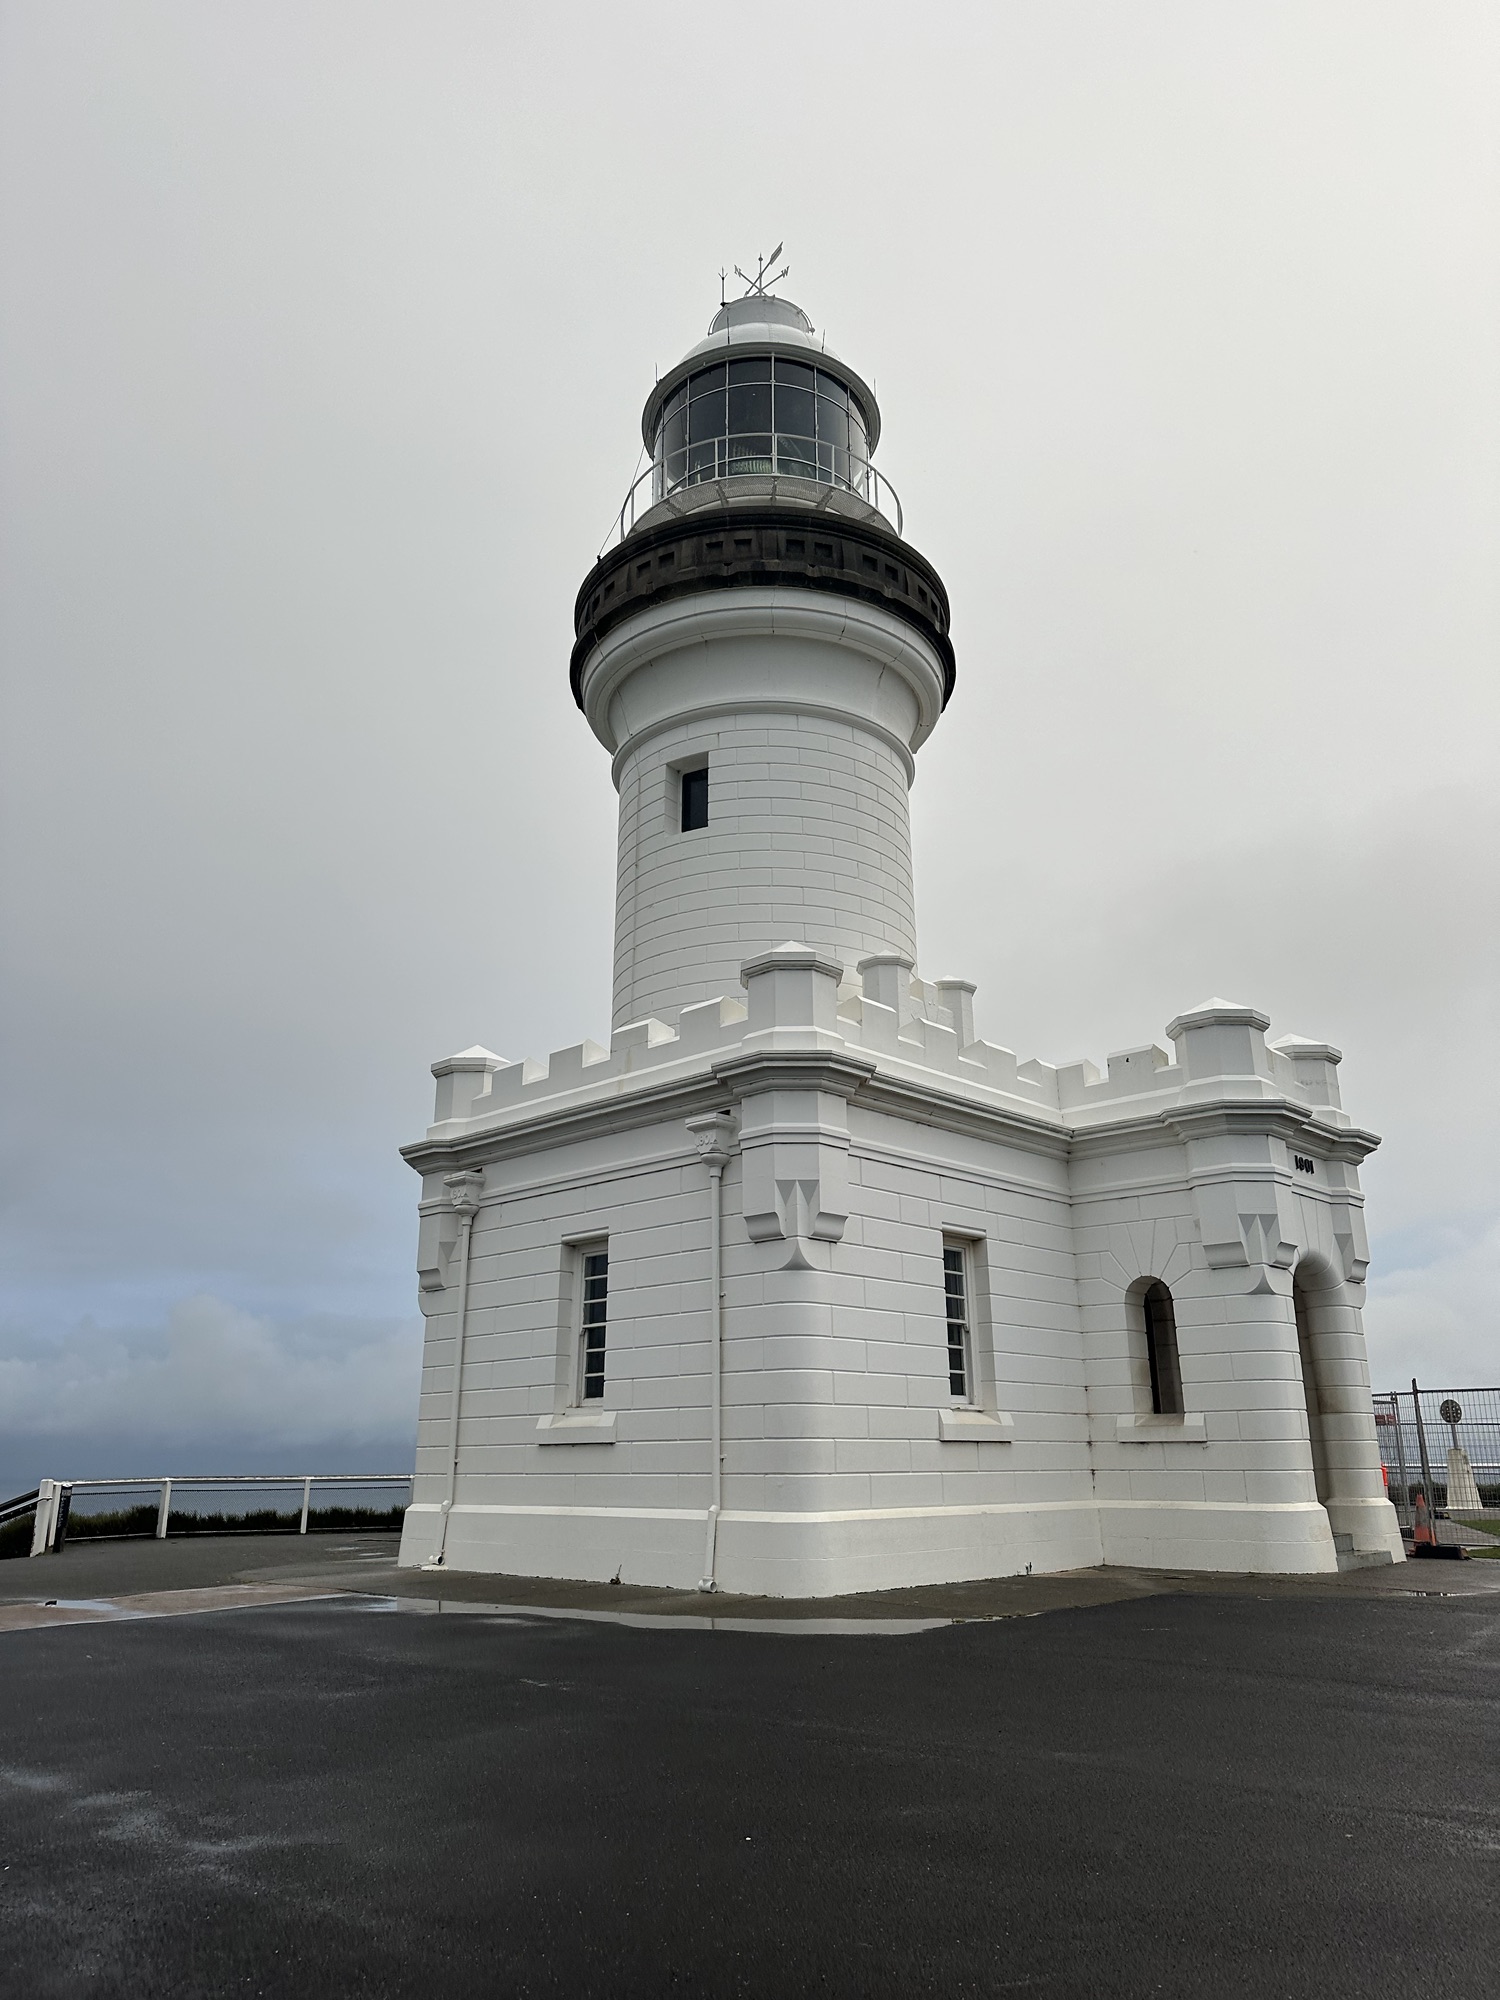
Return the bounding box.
[1142,1281,1183,1417]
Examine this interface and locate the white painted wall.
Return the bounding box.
[612,707,918,1029]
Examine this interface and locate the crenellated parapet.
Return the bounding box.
[411,966,1371,1170]
[408,948,1381,1306]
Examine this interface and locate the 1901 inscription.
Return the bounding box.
[1293,1154,1315,1175]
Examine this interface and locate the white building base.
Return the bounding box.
[401,1498,1108,1597]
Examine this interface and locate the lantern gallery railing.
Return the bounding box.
[607,441,904,553]
[17,1472,413,1556]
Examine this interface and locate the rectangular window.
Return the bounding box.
[943,1241,974,1402]
[681,765,709,831]
[577,1246,609,1403]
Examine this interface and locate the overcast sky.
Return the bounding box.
[2,2,1496,1487]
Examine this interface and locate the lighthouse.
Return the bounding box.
[398,274,1403,1593]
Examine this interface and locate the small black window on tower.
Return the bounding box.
[1142,1280,1183,1416]
[681,765,709,831]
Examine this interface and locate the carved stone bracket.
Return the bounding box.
[686,1111,738,1168]
[445,1169,485,1216]
[1163,1100,1378,1290]
[1330,1198,1371,1285]
[1167,1110,1301,1281]
[716,1062,869,1270]
[416,1169,486,1295]
[714,987,874,1271]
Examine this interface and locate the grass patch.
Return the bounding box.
[65,1503,160,1540]
[3,1499,407,1554]
[0,1513,35,1560]
[55,1502,406,1544]
[169,1504,406,1535]
[1453,1516,1500,1541]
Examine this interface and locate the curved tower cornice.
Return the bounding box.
[571,500,955,718]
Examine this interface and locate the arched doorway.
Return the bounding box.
[1289,1252,1403,1565]
[1292,1269,1330,1506]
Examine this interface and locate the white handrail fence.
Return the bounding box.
[17,1473,412,1557]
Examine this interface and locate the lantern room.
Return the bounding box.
[638,292,885,515]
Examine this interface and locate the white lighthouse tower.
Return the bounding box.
[397,275,1403,1593]
[579,283,948,1032]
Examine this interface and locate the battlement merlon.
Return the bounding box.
[430,1046,507,1124]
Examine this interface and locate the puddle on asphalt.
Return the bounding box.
[1394,1588,1491,1599]
[358,1594,951,1636]
[3,1589,949,1638]
[40,1599,134,1617]
[0,1587,343,1634]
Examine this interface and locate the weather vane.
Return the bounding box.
[733,244,789,299]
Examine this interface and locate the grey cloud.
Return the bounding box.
[1366,1218,1500,1391]
[0,1298,420,1490]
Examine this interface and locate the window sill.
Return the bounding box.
[536,1410,618,1445]
[1115,1413,1208,1444]
[938,1407,1014,1443]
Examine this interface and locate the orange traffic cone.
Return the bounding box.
[1412,1489,1436,1547]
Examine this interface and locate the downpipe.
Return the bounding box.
[687,1115,736,1592]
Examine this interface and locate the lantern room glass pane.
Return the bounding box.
[661,404,688,462]
[689,393,726,444]
[816,396,849,451]
[773,382,815,444]
[728,379,772,433]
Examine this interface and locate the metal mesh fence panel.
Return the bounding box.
[1373,1385,1500,1524]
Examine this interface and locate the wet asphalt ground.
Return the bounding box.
[2,1537,1498,1998]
